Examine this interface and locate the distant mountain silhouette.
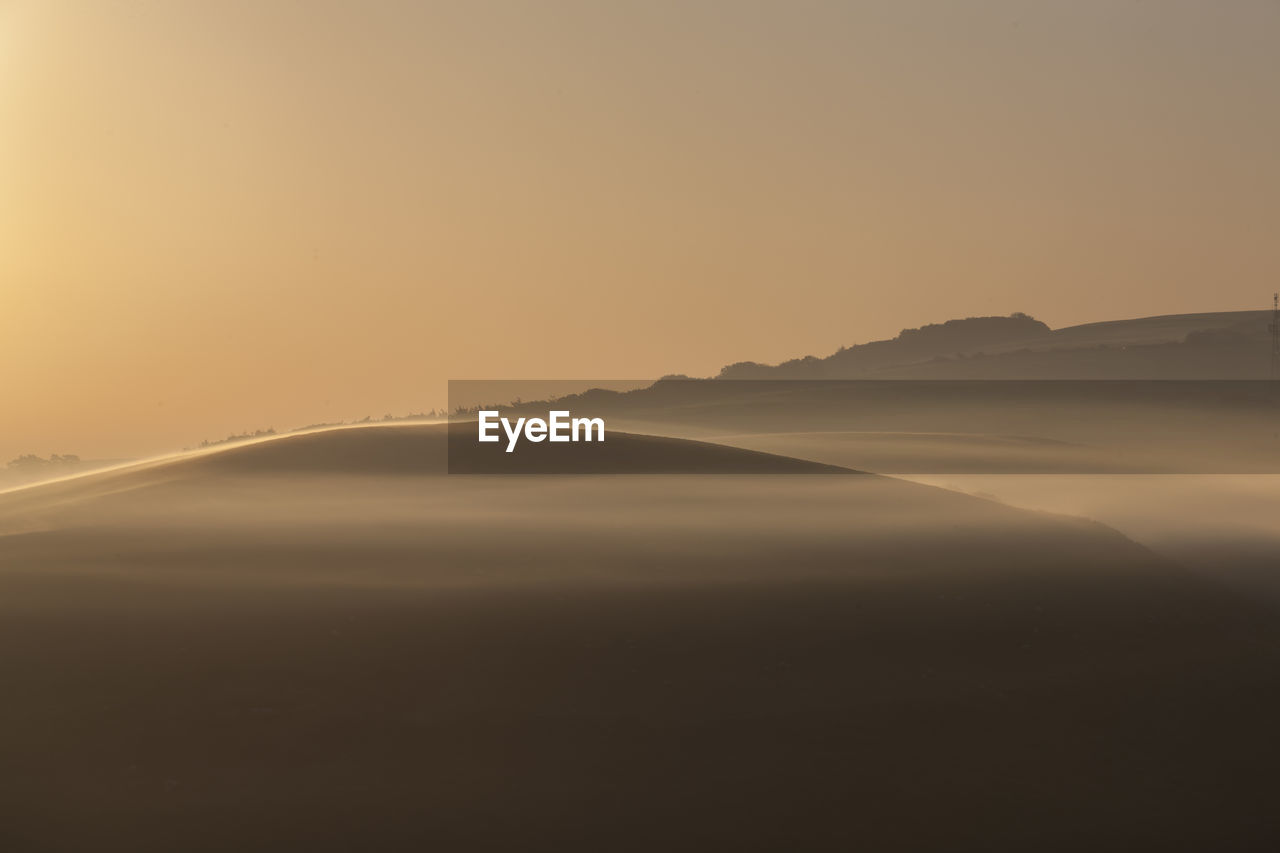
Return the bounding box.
[721,313,1049,378]
[718,310,1273,379]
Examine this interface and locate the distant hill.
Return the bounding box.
[0,454,119,491]
[720,313,1049,378]
[718,310,1273,379]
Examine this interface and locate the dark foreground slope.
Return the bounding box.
[1,425,1279,851]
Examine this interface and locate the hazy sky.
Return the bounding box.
[3,0,1279,460]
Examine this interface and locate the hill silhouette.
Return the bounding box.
[717,310,1273,379]
[721,313,1049,378]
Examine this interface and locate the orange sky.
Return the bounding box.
[3,1,1278,460]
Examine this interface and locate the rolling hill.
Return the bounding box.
[717,310,1274,379]
[2,423,1280,849]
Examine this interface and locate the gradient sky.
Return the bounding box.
[3,0,1279,460]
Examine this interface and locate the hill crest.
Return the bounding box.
[717,310,1272,380]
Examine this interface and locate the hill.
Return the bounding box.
[718,310,1273,379]
[3,424,1280,848]
[0,424,849,501]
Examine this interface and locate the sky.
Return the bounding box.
[3,0,1279,460]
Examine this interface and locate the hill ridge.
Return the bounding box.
[717,309,1273,380]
